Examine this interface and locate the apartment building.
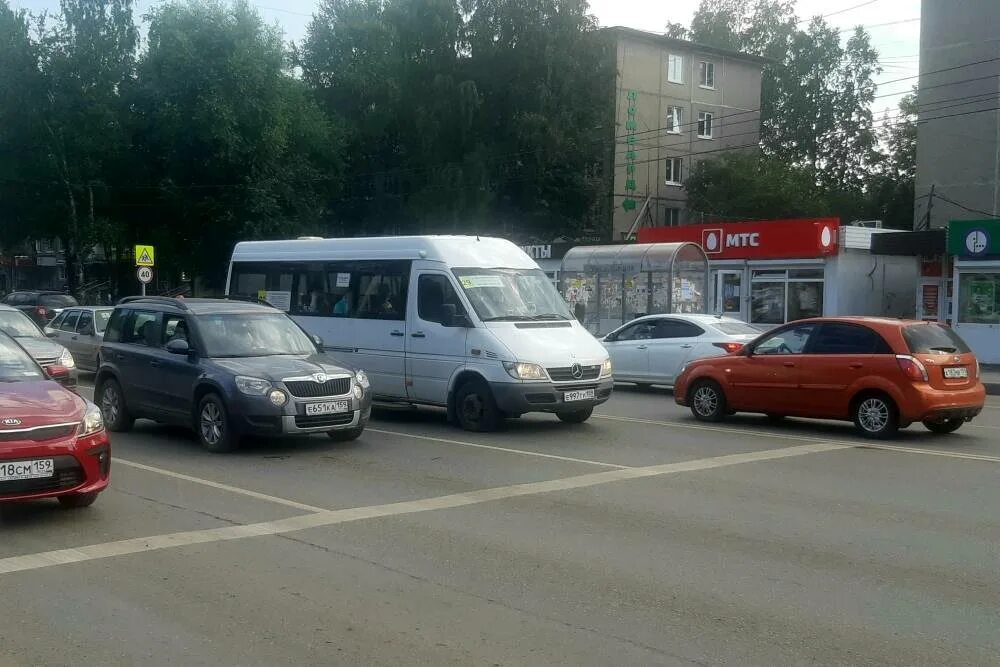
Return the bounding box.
[914,0,1000,228]
[604,27,765,240]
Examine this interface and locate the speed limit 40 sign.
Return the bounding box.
[137,266,153,284]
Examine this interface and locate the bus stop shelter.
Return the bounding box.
[560,242,709,335]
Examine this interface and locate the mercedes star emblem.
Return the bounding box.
[570,363,584,380]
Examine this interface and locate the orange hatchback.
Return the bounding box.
[674,318,986,438]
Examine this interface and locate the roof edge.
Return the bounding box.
[602,26,772,66]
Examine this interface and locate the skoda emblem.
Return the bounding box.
[312,373,327,384]
[570,363,584,380]
[2,417,21,426]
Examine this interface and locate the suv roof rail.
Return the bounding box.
[221,294,276,309]
[116,296,192,311]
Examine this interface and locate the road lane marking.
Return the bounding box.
[856,444,1000,463]
[114,458,327,512]
[594,413,836,444]
[0,441,846,575]
[596,414,1000,463]
[367,428,630,469]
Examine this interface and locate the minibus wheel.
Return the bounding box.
[455,379,502,432]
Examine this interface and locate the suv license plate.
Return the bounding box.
[563,389,595,402]
[943,366,968,379]
[305,401,350,416]
[0,459,54,482]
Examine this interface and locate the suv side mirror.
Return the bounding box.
[45,330,58,338]
[165,338,191,355]
[440,304,470,328]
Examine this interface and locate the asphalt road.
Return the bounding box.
[3,380,1000,666]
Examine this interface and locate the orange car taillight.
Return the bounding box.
[896,354,928,382]
[713,342,744,354]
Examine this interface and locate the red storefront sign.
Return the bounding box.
[638,218,840,260]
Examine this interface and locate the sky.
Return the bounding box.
[11,0,921,113]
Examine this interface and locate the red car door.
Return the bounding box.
[726,323,817,413]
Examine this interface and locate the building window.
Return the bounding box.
[697,112,713,139]
[698,61,715,88]
[667,54,684,84]
[666,106,683,133]
[665,157,683,185]
[750,269,824,326]
[662,207,681,227]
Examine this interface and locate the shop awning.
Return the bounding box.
[561,242,706,274]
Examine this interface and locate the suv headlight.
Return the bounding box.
[355,370,370,389]
[600,357,613,378]
[503,361,548,380]
[58,348,76,369]
[80,402,104,436]
[235,376,271,395]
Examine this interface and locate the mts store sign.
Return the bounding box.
[638,218,840,260]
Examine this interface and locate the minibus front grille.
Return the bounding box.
[547,365,601,382]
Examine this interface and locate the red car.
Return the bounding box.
[674,318,986,439]
[0,333,110,508]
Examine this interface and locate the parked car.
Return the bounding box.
[0,331,109,508]
[0,304,77,388]
[602,314,760,388]
[45,306,113,371]
[95,296,373,452]
[674,318,986,439]
[2,291,78,326]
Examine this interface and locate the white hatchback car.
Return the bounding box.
[602,314,760,388]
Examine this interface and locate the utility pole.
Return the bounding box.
[923,184,936,231]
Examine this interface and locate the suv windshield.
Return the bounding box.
[452,268,572,322]
[0,310,42,338]
[903,323,972,354]
[196,312,316,357]
[0,334,44,381]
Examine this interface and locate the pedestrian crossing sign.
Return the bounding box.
[135,244,155,267]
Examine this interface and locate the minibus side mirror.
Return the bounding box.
[440,304,470,328]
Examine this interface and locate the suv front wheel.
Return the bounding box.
[197,393,240,453]
[98,378,133,432]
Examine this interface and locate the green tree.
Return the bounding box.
[868,92,917,229]
[36,0,139,295]
[302,0,611,240]
[134,0,344,289]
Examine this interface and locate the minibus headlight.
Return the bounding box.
[503,361,548,381]
[600,358,613,378]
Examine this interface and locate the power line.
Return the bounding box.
[799,0,883,23]
[933,193,1000,219]
[874,56,1000,86]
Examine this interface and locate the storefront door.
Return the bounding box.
[714,270,744,319]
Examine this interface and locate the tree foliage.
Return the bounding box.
[679,0,914,228]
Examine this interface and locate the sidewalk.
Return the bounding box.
[981,365,1000,396]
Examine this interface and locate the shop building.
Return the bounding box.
[946,220,1000,363]
[638,219,918,327]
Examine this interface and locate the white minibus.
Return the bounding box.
[226,236,613,431]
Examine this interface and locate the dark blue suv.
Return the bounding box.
[95,297,372,452]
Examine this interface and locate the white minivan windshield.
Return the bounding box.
[452,268,572,322]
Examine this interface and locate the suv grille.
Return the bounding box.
[547,365,601,382]
[285,377,351,398]
[0,454,84,497]
[295,413,355,428]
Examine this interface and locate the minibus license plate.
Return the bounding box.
[305,401,350,416]
[0,459,54,482]
[943,366,968,379]
[563,389,595,402]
